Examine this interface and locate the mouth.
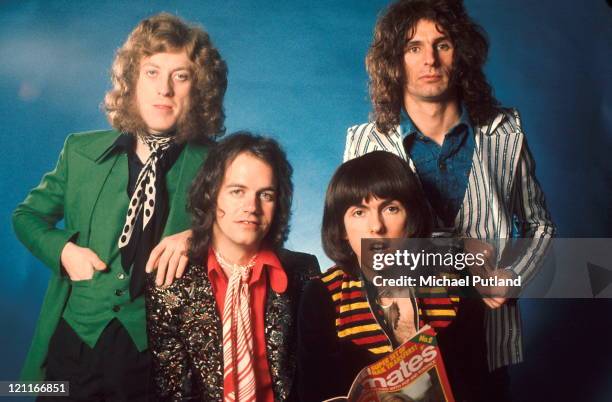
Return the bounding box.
[420,74,443,82]
[237,220,260,227]
[153,104,173,110]
[369,240,390,253]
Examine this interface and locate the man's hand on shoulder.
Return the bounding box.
[146,229,191,288]
[60,242,107,281]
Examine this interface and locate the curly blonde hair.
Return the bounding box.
[366,0,499,134]
[104,13,227,143]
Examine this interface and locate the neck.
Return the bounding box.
[134,136,152,163]
[212,241,259,267]
[403,97,460,146]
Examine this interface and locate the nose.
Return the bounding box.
[368,213,385,235]
[157,75,173,97]
[242,193,260,215]
[423,45,439,67]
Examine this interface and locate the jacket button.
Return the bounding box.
[117,272,126,280]
[438,161,447,172]
[112,305,121,313]
[115,289,124,297]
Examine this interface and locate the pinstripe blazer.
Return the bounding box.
[344,108,555,370]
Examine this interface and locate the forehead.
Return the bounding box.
[355,195,400,208]
[139,50,192,69]
[222,152,275,186]
[406,18,449,42]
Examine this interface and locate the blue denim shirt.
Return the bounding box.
[401,107,475,227]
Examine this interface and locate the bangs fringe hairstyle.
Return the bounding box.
[104,13,228,143]
[366,0,499,134]
[322,151,432,274]
[187,132,293,262]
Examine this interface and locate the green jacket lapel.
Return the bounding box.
[72,130,127,263]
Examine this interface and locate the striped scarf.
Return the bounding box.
[216,250,257,402]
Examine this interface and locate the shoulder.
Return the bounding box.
[300,266,349,317]
[277,249,320,281]
[479,107,524,137]
[344,121,402,162]
[319,265,347,283]
[148,264,209,309]
[345,122,377,149]
[65,129,120,147]
[301,277,330,304]
[59,129,121,162]
[184,139,213,159]
[346,121,377,137]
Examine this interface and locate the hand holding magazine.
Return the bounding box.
[324,325,455,402]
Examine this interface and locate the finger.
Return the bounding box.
[176,255,188,278]
[156,249,172,287]
[146,242,165,273]
[85,263,96,280]
[74,262,95,281]
[483,298,502,309]
[88,250,107,271]
[492,297,506,306]
[164,251,181,287]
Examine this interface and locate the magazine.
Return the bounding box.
[324,325,455,402]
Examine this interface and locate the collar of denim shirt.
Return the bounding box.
[400,105,472,142]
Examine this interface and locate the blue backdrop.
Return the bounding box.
[1,1,611,401]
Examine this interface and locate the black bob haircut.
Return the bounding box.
[187,132,293,262]
[322,151,432,275]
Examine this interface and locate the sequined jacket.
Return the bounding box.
[147,249,320,402]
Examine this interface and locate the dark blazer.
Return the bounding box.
[147,249,320,402]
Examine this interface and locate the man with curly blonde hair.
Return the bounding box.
[13,13,227,400]
[344,0,555,401]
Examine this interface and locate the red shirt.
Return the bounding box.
[207,248,288,402]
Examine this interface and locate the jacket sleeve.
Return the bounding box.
[12,135,79,275]
[508,111,556,283]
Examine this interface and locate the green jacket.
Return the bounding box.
[12,129,208,381]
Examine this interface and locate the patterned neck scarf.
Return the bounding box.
[118,133,174,249]
[215,249,258,402]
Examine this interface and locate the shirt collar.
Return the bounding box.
[113,133,134,151]
[400,104,472,140]
[207,247,288,293]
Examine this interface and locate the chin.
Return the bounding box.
[143,120,176,134]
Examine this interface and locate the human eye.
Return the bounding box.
[437,42,452,51]
[351,208,365,218]
[173,71,191,82]
[259,191,276,202]
[229,188,244,197]
[406,46,420,54]
[145,68,158,77]
[385,202,403,214]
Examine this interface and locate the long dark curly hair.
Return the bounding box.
[366,0,499,134]
[187,132,293,262]
[104,13,227,143]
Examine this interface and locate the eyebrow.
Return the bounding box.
[141,62,192,72]
[226,184,276,192]
[405,35,451,47]
[350,198,398,209]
